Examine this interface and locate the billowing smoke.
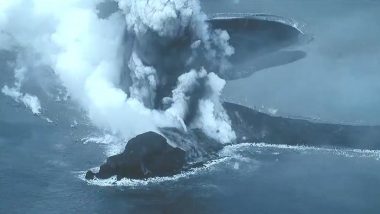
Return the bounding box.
[0,0,236,144]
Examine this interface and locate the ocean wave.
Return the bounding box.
[221,142,380,160]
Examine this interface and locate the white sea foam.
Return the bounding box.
[81,134,125,156]
[77,156,231,187]
[221,142,380,160]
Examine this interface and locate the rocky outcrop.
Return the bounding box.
[86,131,186,180]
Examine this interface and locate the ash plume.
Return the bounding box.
[0,0,236,144]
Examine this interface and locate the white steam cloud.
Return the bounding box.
[0,0,236,143]
[2,66,41,115]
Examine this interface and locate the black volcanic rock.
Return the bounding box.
[86,131,186,180]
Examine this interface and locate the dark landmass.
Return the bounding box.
[208,14,308,80]
[86,132,186,180]
[224,102,380,150]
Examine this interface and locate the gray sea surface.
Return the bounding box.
[1,0,380,213]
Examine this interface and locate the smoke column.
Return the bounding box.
[0,0,236,144]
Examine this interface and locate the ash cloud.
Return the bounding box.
[0,0,236,144]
